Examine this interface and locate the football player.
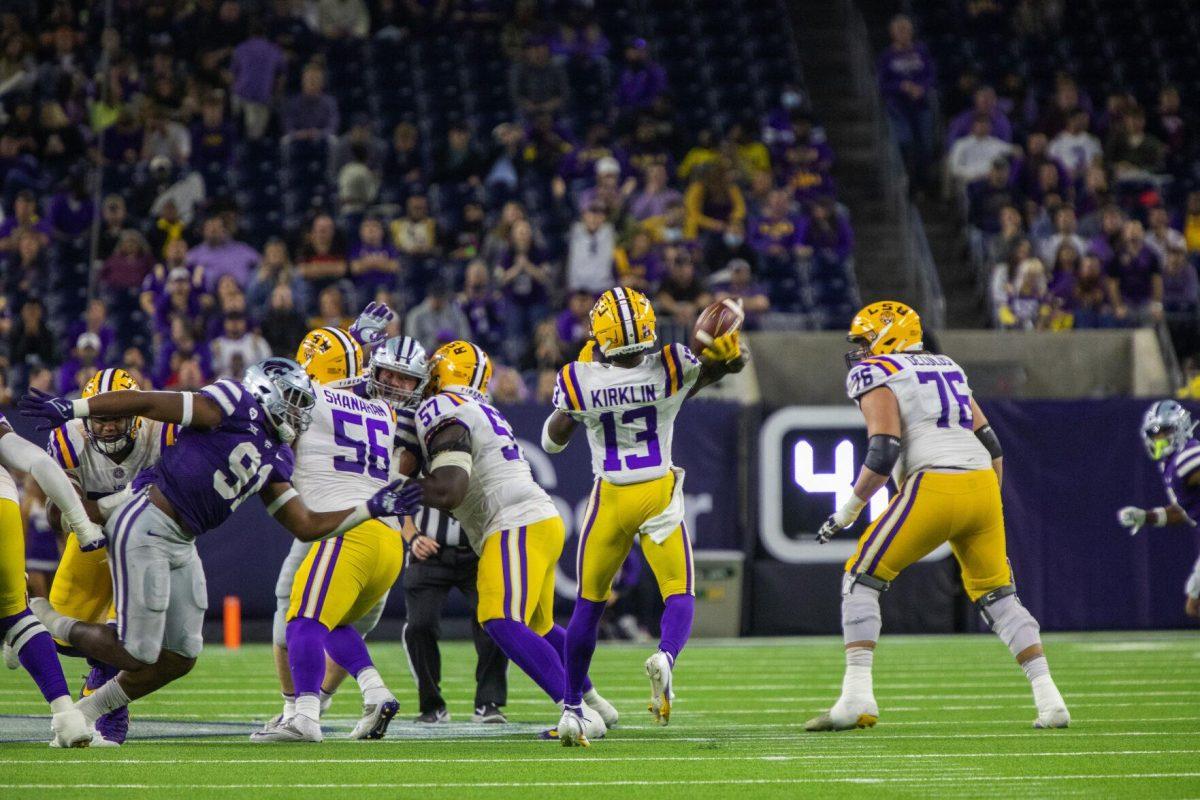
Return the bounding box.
[0,414,105,747]
[45,368,175,745]
[411,341,614,741]
[804,301,1070,731]
[20,358,421,742]
[541,287,745,744]
[1117,400,1200,619]
[252,328,428,743]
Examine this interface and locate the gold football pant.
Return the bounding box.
[476,516,565,636]
[287,519,405,630]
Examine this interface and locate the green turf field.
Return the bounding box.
[0,631,1196,798]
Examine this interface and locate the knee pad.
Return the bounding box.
[978,587,1041,656]
[272,604,288,648]
[841,575,882,645]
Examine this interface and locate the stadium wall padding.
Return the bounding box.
[4,398,1195,633]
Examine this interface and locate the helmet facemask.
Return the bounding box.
[844,335,873,370]
[85,415,137,456]
[369,363,427,409]
[1141,401,1194,461]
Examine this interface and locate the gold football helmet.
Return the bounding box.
[295,326,364,384]
[590,287,657,357]
[428,340,493,397]
[845,301,923,367]
[82,368,142,455]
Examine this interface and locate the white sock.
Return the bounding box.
[583,688,603,705]
[49,696,74,714]
[295,693,321,721]
[355,667,390,704]
[28,597,77,643]
[1024,658,1064,710]
[840,646,875,700]
[1021,655,1050,683]
[281,692,296,719]
[77,679,130,724]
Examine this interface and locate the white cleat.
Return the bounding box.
[349,696,399,740]
[804,696,879,732]
[50,708,92,748]
[583,688,619,728]
[556,708,589,748]
[3,641,18,670]
[249,713,322,743]
[580,701,607,741]
[1034,705,1071,729]
[644,651,675,725]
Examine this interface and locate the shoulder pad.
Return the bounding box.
[426,418,471,456]
[1175,444,1200,479]
[48,423,84,470]
[846,357,904,399]
[555,364,586,412]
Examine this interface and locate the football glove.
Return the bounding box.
[350,301,396,347]
[1117,505,1161,536]
[816,495,867,544]
[75,519,107,552]
[816,514,843,544]
[367,478,423,519]
[701,329,741,363]
[18,388,76,431]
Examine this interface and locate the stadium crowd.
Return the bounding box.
[0,0,848,406]
[880,4,1200,360]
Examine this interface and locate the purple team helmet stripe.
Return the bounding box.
[667,344,684,394]
[576,480,601,597]
[566,363,585,410]
[518,526,529,620]
[312,537,344,617]
[299,541,326,614]
[681,521,694,595]
[865,473,925,576]
[849,479,911,575]
[500,530,513,620]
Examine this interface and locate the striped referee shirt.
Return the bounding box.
[414,505,467,549]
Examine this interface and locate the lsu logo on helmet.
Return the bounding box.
[590,287,657,357]
[428,340,492,397]
[296,327,364,384]
[82,368,142,455]
[845,301,923,367]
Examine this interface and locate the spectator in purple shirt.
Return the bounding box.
[800,197,854,265]
[349,217,400,300]
[711,258,770,330]
[1106,221,1163,324]
[554,289,593,354]
[46,172,95,242]
[629,163,681,221]
[283,62,340,140]
[877,15,936,188]
[616,38,668,114]
[946,86,1013,145]
[56,332,105,396]
[231,20,285,139]
[749,189,806,264]
[0,190,51,253]
[191,93,238,170]
[186,215,261,291]
[66,299,118,367]
[459,259,507,355]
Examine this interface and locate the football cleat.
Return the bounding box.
[804,696,880,732]
[541,702,607,742]
[1034,705,1071,729]
[250,713,287,741]
[413,708,450,724]
[583,688,618,728]
[645,651,675,725]
[472,703,507,724]
[349,697,399,740]
[556,707,589,748]
[2,641,17,669]
[94,706,128,745]
[50,708,92,748]
[249,713,322,743]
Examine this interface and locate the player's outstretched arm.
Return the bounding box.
[414,423,472,509]
[20,388,225,432]
[261,478,423,542]
[0,422,105,550]
[817,386,900,543]
[542,409,577,453]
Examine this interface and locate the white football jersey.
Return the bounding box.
[846,351,992,486]
[292,383,399,512]
[553,343,702,485]
[48,418,175,500]
[415,390,557,553]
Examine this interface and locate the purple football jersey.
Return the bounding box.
[1162,438,1200,523]
[133,379,294,535]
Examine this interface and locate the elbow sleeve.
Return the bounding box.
[863,434,901,475]
[975,425,1003,459]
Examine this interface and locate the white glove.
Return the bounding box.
[816,495,866,544]
[1117,506,1147,535]
[73,519,107,552]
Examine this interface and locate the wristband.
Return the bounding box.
[1149,507,1168,527]
[541,415,567,453]
[71,398,90,419]
[266,487,298,516]
[180,393,194,427]
[834,494,867,527]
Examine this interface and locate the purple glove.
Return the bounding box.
[18,388,76,431]
[350,301,397,348]
[367,478,423,518]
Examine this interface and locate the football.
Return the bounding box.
[691,298,746,352]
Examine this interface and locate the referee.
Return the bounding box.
[402,506,508,723]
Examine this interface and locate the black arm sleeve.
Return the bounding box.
[974,424,1003,459]
[863,434,901,475]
